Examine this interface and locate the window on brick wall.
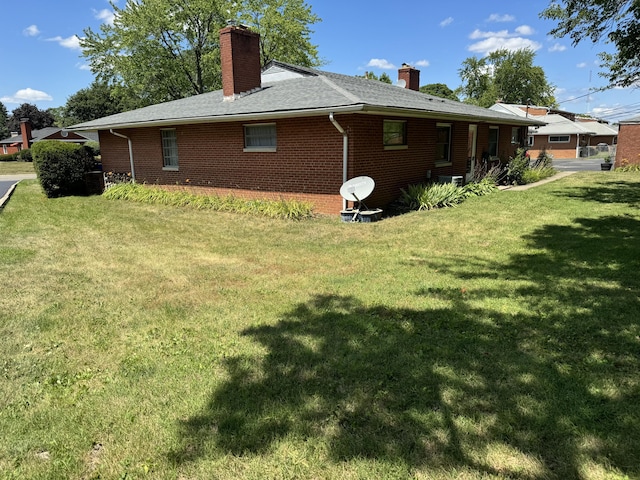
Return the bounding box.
[549,135,570,143]
[383,120,407,147]
[511,127,520,144]
[527,135,534,147]
[161,129,179,170]
[244,123,277,151]
[488,126,499,159]
[435,123,452,164]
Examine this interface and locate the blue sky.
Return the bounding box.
[2,0,639,122]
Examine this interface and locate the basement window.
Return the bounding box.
[161,129,179,170]
[383,120,407,148]
[549,135,570,143]
[244,123,277,152]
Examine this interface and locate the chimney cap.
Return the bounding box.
[20,117,30,122]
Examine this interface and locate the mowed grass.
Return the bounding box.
[0,162,35,175]
[1,173,639,479]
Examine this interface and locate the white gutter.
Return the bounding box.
[329,112,348,210]
[109,129,136,182]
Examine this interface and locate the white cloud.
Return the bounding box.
[94,8,116,25]
[23,25,40,37]
[487,14,515,23]
[77,63,92,71]
[468,25,540,55]
[415,59,430,67]
[367,58,396,70]
[549,43,567,52]
[440,17,454,27]
[46,35,82,50]
[576,62,588,68]
[515,25,535,36]
[0,88,53,104]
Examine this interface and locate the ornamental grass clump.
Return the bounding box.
[104,183,314,219]
[398,178,497,212]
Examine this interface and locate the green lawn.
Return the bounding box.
[0,162,35,175]
[1,174,639,479]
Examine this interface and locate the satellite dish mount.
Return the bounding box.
[339,176,375,222]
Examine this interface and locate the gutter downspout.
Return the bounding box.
[109,129,136,182]
[329,113,348,210]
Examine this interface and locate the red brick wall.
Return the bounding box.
[528,134,578,159]
[99,115,526,214]
[616,124,640,167]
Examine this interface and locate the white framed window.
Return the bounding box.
[161,129,179,170]
[549,135,570,143]
[383,120,407,147]
[488,126,499,158]
[2,145,6,154]
[527,136,534,147]
[435,123,452,164]
[244,123,277,151]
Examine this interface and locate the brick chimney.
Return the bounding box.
[219,24,262,101]
[20,118,32,150]
[398,63,420,91]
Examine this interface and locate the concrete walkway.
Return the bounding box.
[0,174,37,209]
[499,171,576,191]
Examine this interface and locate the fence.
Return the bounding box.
[577,144,616,159]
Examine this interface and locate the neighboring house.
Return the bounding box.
[0,120,98,155]
[490,103,618,160]
[615,114,640,167]
[68,25,543,214]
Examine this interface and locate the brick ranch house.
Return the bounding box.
[615,114,640,167]
[0,119,98,155]
[69,25,543,214]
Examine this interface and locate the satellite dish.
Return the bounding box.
[340,176,375,202]
[396,79,407,88]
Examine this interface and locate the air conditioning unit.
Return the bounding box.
[437,175,463,186]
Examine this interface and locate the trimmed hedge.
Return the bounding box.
[0,149,31,162]
[32,141,97,197]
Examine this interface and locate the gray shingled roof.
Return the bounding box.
[620,114,640,124]
[68,61,544,131]
[0,128,98,144]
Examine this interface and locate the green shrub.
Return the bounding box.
[462,177,499,196]
[0,152,17,162]
[520,166,557,184]
[84,140,100,157]
[616,164,640,172]
[399,182,469,211]
[532,149,553,168]
[104,183,314,220]
[15,148,32,162]
[507,148,531,185]
[32,141,96,197]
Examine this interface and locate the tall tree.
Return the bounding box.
[7,104,55,132]
[541,1,640,87]
[357,72,392,84]
[419,83,459,101]
[458,49,557,108]
[81,0,321,108]
[0,102,9,140]
[64,81,127,125]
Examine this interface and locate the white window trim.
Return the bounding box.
[161,128,179,170]
[527,136,534,147]
[548,135,571,143]
[244,123,277,152]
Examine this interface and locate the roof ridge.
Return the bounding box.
[318,75,362,104]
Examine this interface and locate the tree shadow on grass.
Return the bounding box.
[170,215,640,478]
[555,177,640,208]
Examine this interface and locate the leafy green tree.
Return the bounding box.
[0,102,9,139]
[81,0,321,107]
[458,49,556,108]
[357,72,392,84]
[419,83,459,101]
[7,104,55,132]
[64,81,127,125]
[541,1,640,87]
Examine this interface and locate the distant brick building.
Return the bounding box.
[616,115,640,167]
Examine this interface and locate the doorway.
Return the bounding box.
[467,125,477,182]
